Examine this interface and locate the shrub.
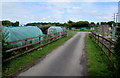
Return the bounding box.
[114,37,120,77]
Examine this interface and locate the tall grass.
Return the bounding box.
[85,35,113,77]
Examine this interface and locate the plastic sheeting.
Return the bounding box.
[47,26,63,35]
[2,26,43,46]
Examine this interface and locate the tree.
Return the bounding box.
[2,20,19,26]
[97,22,99,25]
[82,21,89,27]
[117,23,120,27]
[107,21,115,27]
[12,21,19,26]
[66,21,89,28]
[90,22,95,25]
[77,21,89,27]
[101,22,107,25]
[2,20,12,26]
[67,20,73,24]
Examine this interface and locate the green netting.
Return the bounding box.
[47,26,63,34]
[2,26,43,46]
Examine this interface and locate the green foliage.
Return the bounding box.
[39,26,49,34]
[2,20,19,26]
[12,21,19,26]
[117,23,120,27]
[25,20,90,29]
[2,20,12,26]
[96,22,99,25]
[114,37,120,77]
[66,21,89,28]
[90,22,95,25]
[100,21,116,26]
[86,35,113,77]
[107,21,115,27]
[26,22,64,26]
[2,40,11,60]
[2,40,18,60]
[101,22,107,25]
[67,20,73,24]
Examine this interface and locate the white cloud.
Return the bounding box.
[72,6,81,9]
[2,0,120,2]
[46,0,72,2]
[97,16,110,19]
[1,1,118,23]
[2,2,35,24]
[69,16,83,22]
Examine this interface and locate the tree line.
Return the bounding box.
[1,20,118,28]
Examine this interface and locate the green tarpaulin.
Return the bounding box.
[47,26,63,35]
[2,26,43,46]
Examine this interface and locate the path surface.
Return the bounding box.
[18,32,88,76]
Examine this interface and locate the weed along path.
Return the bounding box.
[18,32,88,76]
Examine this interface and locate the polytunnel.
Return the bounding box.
[2,26,43,46]
[47,26,63,35]
[59,26,67,32]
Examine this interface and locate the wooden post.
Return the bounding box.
[95,34,97,43]
[25,40,28,50]
[102,25,105,49]
[54,33,56,40]
[98,35,99,44]
[60,32,62,38]
[39,36,41,44]
[108,43,112,56]
[92,32,94,40]
[95,33,97,43]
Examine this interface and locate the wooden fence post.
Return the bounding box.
[98,35,99,44]
[108,43,112,56]
[101,37,103,48]
[95,33,97,43]
[95,34,96,43]
[92,32,94,40]
[96,34,97,43]
[48,34,50,42]
[25,40,28,50]
[39,36,41,44]
[54,33,56,40]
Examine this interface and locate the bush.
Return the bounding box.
[114,37,120,77]
[2,40,18,60]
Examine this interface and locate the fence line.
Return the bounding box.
[89,31,116,68]
[3,31,67,62]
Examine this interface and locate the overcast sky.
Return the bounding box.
[1,0,120,24]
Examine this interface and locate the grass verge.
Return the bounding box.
[85,34,113,77]
[3,31,77,77]
[69,30,90,32]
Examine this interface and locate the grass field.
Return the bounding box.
[85,35,113,77]
[3,31,77,77]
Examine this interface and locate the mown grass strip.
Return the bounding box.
[3,31,77,77]
[85,35,113,77]
[69,30,90,32]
